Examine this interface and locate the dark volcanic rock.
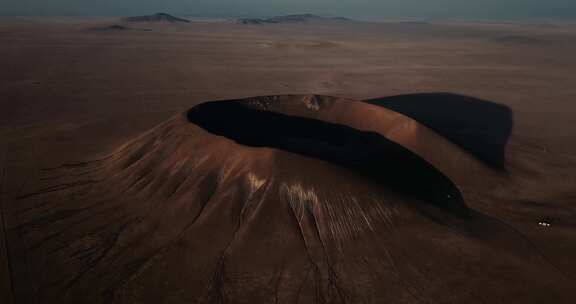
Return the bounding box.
[236,18,277,25]
[89,24,131,32]
[106,24,130,30]
[89,24,152,32]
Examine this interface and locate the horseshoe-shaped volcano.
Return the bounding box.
[12,95,571,304]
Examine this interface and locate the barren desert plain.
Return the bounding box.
[1,15,576,303]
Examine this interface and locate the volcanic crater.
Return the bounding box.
[12,95,572,304]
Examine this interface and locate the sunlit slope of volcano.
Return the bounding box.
[12,95,572,303]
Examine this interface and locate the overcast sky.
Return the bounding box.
[1,0,575,19]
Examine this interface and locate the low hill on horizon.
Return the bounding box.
[124,12,190,23]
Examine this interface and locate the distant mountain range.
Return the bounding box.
[237,14,353,25]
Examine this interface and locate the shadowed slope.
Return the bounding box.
[366,93,513,168]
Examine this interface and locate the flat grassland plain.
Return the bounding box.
[1,17,576,302]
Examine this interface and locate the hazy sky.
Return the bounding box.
[1,0,575,19]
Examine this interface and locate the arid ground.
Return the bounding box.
[1,17,576,303]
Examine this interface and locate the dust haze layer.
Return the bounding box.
[7,95,574,303]
[2,0,576,19]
